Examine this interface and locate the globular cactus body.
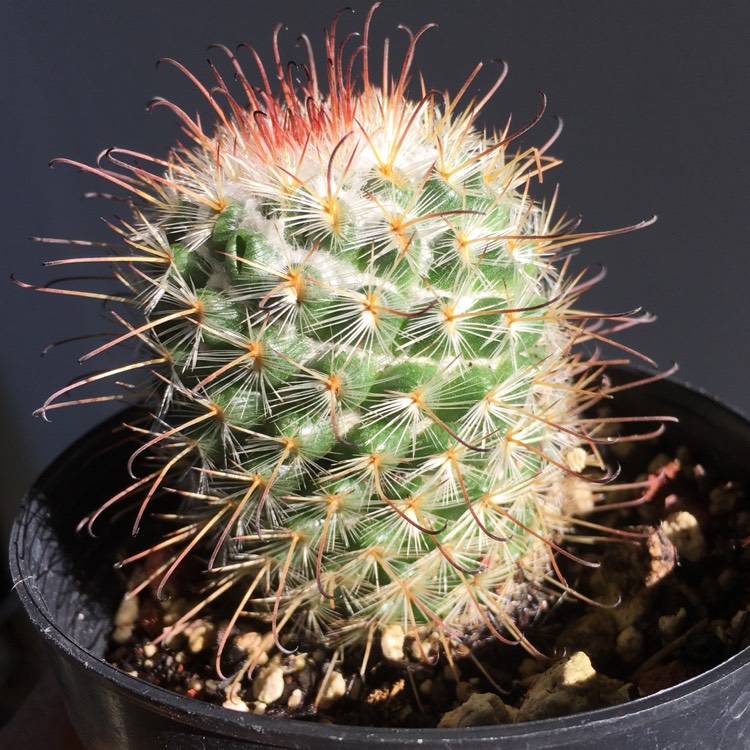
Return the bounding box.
[37,8,649,663]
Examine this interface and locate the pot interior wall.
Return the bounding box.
[13,418,142,652]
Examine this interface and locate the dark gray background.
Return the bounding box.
[2,0,749,508]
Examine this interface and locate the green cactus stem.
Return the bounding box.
[29,5,659,675]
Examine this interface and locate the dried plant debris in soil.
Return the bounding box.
[107,439,750,728]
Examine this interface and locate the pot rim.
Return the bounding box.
[10,369,750,744]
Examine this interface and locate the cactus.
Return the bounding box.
[31,6,655,674]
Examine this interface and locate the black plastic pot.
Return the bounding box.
[9,371,750,749]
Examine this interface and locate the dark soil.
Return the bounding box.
[107,433,750,728]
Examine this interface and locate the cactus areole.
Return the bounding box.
[31,6,657,676]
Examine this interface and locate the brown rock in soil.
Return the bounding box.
[252,664,285,704]
[633,659,697,696]
[517,651,599,722]
[317,671,347,710]
[596,674,632,708]
[557,612,618,666]
[616,625,645,664]
[379,625,406,662]
[111,595,139,644]
[661,512,707,563]
[438,693,514,728]
[602,526,676,594]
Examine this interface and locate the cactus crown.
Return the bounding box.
[32,6,653,672]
